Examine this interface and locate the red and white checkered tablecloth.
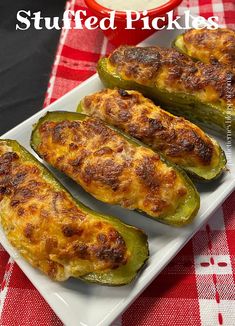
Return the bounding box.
[1,0,235,325]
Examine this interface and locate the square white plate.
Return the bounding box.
[1,27,235,326]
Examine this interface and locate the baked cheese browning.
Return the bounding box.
[81,89,222,173]
[175,28,235,69]
[0,141,129,281]
[107,46,235,109]
[36,116,193,221]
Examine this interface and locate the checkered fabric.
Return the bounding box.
[1,0,235,325]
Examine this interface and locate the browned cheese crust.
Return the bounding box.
[108,46,235,107]
[37,117,189,219]
[82,89,220,169]
[0,142,128,281]
[182,28,235,69]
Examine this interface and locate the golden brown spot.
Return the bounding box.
[97,233,107,243]
[45,237,58,252]
[69,150,89,168]
[84,97,92,108]
[17,207,25,216]
[177,188,187,197]
[0,152,19,176]
[62,224,83,237]
[24,223,34,239]
[94,245,125,265]
[83,160,125,191]
[28,204,38,214]
[73,243,89,259]
[94,147,113,156]
[94,221,103,229]
[135,157,160,189]
[47,260,59,279]
[40,209,49,219]
[69,143,79,150]
[118,89,131,97]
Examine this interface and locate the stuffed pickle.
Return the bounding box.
[31,111,200,226]
[78,88,226,180]
[98,45,235,137]
[173,28,235,70]
[0,139,148,285]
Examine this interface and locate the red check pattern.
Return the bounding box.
[1,0,235,325]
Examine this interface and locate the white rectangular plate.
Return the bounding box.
[1,27,235,326]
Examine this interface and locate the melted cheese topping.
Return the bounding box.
[0,141,128,281]
[108,46,235,110]
[82,89,221,174]
[181,28,235,70]
[37,116,189,219]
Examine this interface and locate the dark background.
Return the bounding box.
[0,1,66,135]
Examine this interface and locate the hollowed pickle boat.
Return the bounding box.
[31,111,200,226]
[97,45,235,137]
[78,88,226,181]
[0,139,149,285]
[173,28,235,70]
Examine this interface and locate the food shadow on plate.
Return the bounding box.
[195,172,228,194]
